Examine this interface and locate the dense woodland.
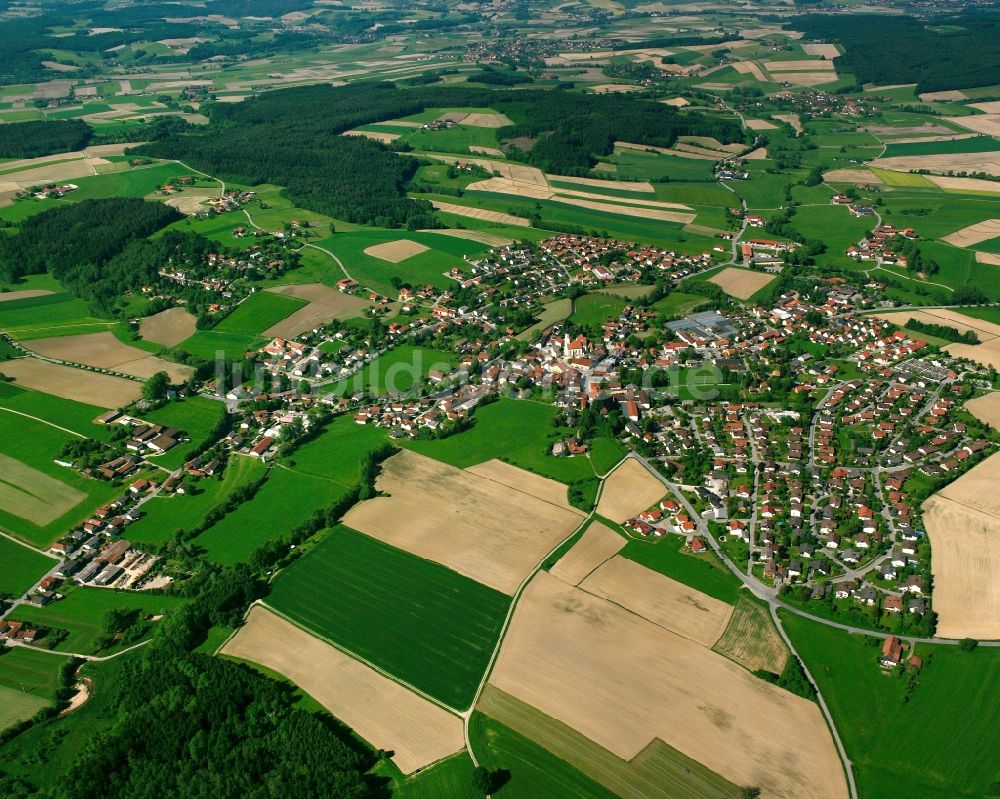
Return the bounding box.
[0,120,91,159]
[0,198,181,314]
[794,14,1000,93]
[138,82,743,226]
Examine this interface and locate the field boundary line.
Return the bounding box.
[253,600,464,718]
[0,407,88,439]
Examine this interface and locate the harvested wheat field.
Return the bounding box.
[263,283,369,339]
[0,359,140,407]
[547,174,654,193]
[661,97,689,107]
[773,114,802,133]
[745,119,777,130]
[467,176,553,200]
[923,493,1000,640]
[801,43,840,58]
[489,572,849,799]
[943,219,1000,247]
[596,458,665,522]
[945,339,1000,369]
[222,605,464,774]
[679,136,746,154]
[550,196,695,224]
[920,90,967,102]
[465,459,579,510]
[592,84,644,94]
[732,61,768,82]
[764,60,836,72]
[469,145,504,157]
[343,450,583,594]
[0,452,85,525]
[430,201,532,227]
[139,307,197,347]
[824,168,883,184]
[343,129,399,143]
[0,289,53,303]
[579,556,733,646]
[549,521,625,586]
[712,595,788,674]
[363,239,430,263]
[926,175,1000,193]
[875,309,1000,341]
[461,112,513,127]
[162,189,216,215]
[977,252,1000,266]
[709,267,775,300]
[964,392,1000,427]
[744,147,768,160]
[27,332,193,383]
[871,152,1000,178]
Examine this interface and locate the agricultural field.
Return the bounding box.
[595,458,666,523]
[261,283,370,339]
[0,536,54,598]
[588,436,627,475]
[712,595,789,674]
[569,292,627,327]
[0,683,49,731]
[783,613,1000,799]
[620,537,743,605]
[221,604,465,775]
[0,381,112,439]
[0,411,119,547]
[0,358,141,408]
[708,267,775,300]
[342,449,584,595]
[488,572,848,799]
[26,331,193,383]
[0,647,67,702]
[0,291,114,341]
[267,525,509,709]
[325,344,460,398]
[548,521,625,586]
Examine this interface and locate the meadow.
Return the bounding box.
[0,292,113,340]
[651,291,708,317]
[142,396,226,470]
[267,525,510,709]
[324,344,460,398]
[0,381,111,439]
[390,753,480,799]
[126,456,267,546]
[882,136,1000,158]
[213,292,307,337]
[0,646,67,699]
[0,412,119,547]
[782,613,1000,798]
[404,398,596,486]
[588,437,627,475]
[13,586,186,656]
[195,466,351,565]
[282,415,388,484]
[569,293,627,327]
[0,537,54,598]
[0,683,49,731]
[50,163,193,202]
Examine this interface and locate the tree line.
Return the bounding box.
[136,82,744,227]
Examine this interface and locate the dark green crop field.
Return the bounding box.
[267,525,510,709]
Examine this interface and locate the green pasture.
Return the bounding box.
[0,381,112,440]
[569,292,627,327]
[324,344,460,398]
[0,536,53,599]
[267,526,509,709]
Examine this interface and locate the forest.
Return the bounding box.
[793,13,1000,92]
[0,120,92,159]
[137,82,743,225]
[0,198,182,314]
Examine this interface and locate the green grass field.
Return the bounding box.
[53,162,193,202]
[282,415,388,484]
[882,136,1000,158]
[0,646,67,700]
[173,328,261,361]
[619,536,742,605]
[782,613,1000,798]
[391,753,479,799]
[588,437,626,475]
[267,526,510,709]
[214,292,307,337]
[651,291,708,317]
[13,587,186,656]
[0,292,113,341]
[870,169,936,188]
[516,298,572,342]
[569,293,627,327]
[0,683,49,731]
[126,456,267,546]
[470,712,618,799]
[0,413,120,548]
[325,344,460,398]
[404,399,595,486]
[0,537,53,599]
[195,466,352,565]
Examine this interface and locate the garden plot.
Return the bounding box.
[549,521,625,586]
[139,307,197,347]
[262,283,370,339]
[709,267,775,300]
[923,452,1000,639]
[0,359,140,407]
[26,332,193,383]
[595,458,665,523]
[362,239,430,263]
[221,605,465,774]
[342,449,583,594]
[488,571,849,799]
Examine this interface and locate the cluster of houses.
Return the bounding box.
[845,223,918,265]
